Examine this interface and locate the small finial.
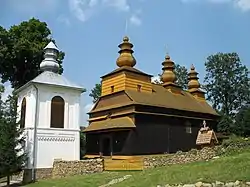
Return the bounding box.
[116,36,136,68]
[191,64,195,70]
[165,55,171,60]
[123,36,129,42]
[40,41,60,73]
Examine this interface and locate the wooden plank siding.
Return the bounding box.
[103,156,144,171]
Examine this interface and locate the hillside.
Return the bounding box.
[25,149,250,187]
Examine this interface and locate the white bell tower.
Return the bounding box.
[15,41,85,181]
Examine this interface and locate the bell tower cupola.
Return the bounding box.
[40,41,60,73]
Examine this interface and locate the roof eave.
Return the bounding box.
[33,81,86,92]
[14,81,86,95]
[101,68,153,79]
[133,103,220,119]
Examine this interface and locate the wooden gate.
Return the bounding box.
[104,156,144,171]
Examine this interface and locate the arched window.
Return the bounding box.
[20,98,26,128]
[50,96,65,128]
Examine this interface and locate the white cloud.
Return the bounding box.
[129,14,142,26]
[68,0,97,22]
[68,0,131,22]
[181,0,250,12]
[129,9,142,26]
[236,0,250,11]
[57,15,71,26]
[102,0,130,11]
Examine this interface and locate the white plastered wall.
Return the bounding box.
[17,83,82,169]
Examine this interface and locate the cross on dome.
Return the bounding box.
[40,41,60,73]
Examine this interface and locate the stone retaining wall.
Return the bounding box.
[11,168,53,182]
[12,147,223,180]
[144,147,219,168]
[52,158,104,179]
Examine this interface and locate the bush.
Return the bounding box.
[217,135,250,156]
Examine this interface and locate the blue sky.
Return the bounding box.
[1,0,250,125]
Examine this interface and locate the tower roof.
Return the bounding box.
[188,64,200,91]
[40,41,60,73]
[15,41,85,94]
[116,36,136,68]
[161,55,177,84]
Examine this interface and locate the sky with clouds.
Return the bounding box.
[0,0,250,125]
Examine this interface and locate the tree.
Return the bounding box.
[174,64,188,90]
[0,93,26,186]
[232,105,250,137]
[89,83,101,103]
[80,131,86,159]
[153,64,189,89]
[0,18,65,89]
[204,52,249,119]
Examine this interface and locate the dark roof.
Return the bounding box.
[101,66,153,78]
[90,83,219,117]
[84,117,135,132]
[124,84,219,116]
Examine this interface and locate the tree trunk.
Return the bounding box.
[7,175,10,187]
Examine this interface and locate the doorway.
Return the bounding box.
[102,137,111,156]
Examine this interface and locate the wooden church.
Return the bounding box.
[84,36,220,156]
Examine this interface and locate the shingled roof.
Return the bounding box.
[84,117,135,132]
[101,66,153,78]
[90,83,219,117]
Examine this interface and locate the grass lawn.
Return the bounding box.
[26,150,250,187]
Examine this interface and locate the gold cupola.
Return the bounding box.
[161,55,177,84]
[188,64,205,99]
[116,36,136,67]
[161,55,181,93]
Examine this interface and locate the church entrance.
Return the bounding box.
[102,136,112,156]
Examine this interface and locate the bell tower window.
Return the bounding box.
[50,96,65,128]
[20,98,26,128]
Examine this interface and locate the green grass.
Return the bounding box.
[26,150,250,187]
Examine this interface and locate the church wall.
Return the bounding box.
[127,114,202,154]
[85,130,132,156]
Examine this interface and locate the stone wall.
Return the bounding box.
[144,147,220,168]
[11,147,223,180]
[157,180,250,187]
[52,158,103,179]
[11,168,53,182]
